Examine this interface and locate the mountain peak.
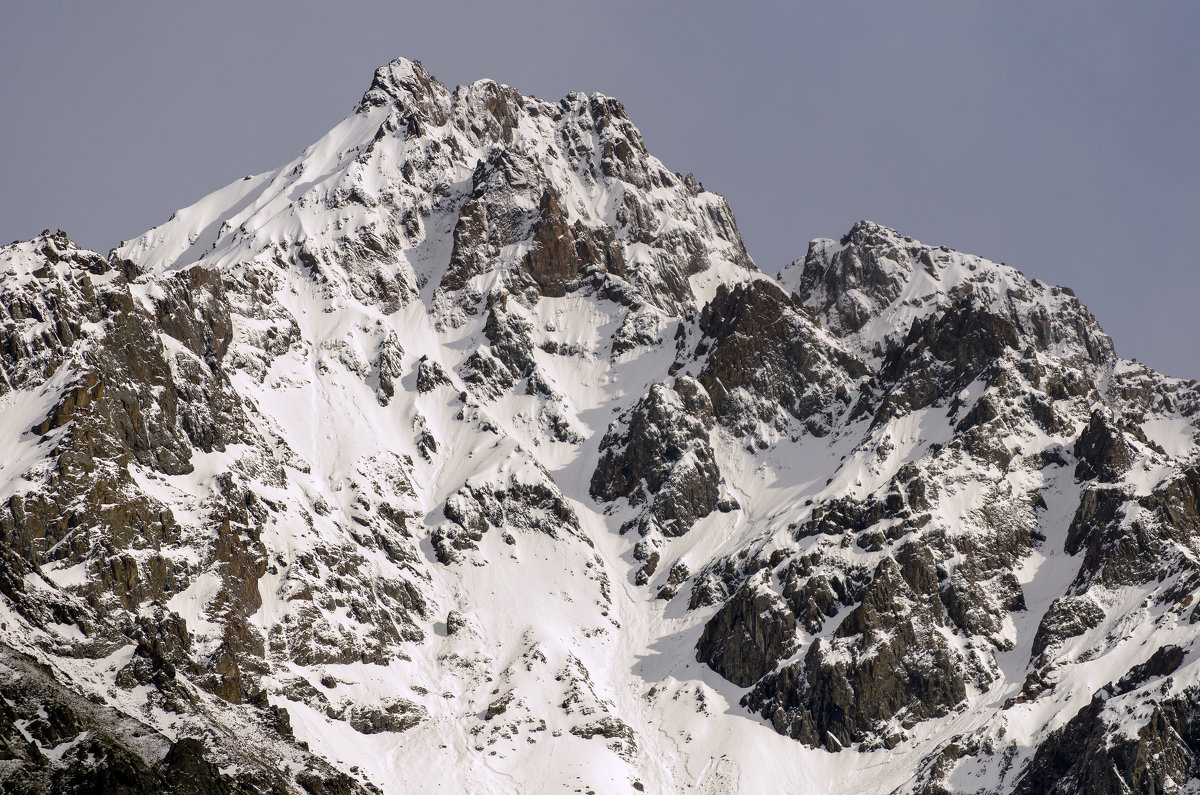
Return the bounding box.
[783,221,1115,368]
[838,218,911,247]
[119,57,754,316]
[6,56,1199,795]
[356,57,447,115]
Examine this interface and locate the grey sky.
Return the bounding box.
[2,3,1197,377]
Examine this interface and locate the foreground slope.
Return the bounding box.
[1,59,1199,794]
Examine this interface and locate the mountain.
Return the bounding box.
[2,58,1199,794]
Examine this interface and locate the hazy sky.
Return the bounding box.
[2,3,1197,376]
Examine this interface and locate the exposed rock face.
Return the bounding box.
[742,556,972,750]
[786,220,1116,370]
[691,218,1200,788]
[433,470,580,564]
[695,576,795,686]
[695,278,867,442]
[1015,649,1198,795]
[1073,409,1134,482]
[519,187,625,298]
[0,643,310,794]
[591,377,721,538]
[1065,466,1200,589]
[3,58,1200,795]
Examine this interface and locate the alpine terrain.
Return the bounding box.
[2,58,1200,794]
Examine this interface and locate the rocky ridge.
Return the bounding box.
[0,59,1198,793]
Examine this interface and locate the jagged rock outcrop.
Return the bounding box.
[1073,409,1135,482]
[695,575,795,686]
[1015,648,1196,795]
[433,469,580,564]
[742,556,974,751]
[786,220,1116,370]
[695,278,867,443]
[592,377,720,537]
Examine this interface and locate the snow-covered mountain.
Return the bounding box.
[2,58,1199,794]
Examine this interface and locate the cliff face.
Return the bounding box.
[1,59,1198,794]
